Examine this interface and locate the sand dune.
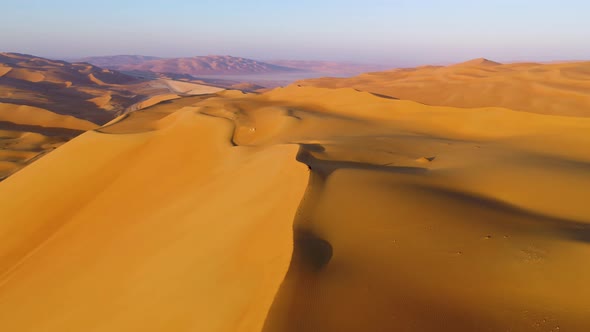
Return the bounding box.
[163,79,225,95]
[5,68,46,82]
[123,80,224,112]
[87,73,107,85]
[87,92,113,109]
[297,59,590,117]
[451,57,502,67]
[0,82,589,331]
[125,93,181,113]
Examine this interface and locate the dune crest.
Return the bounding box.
[452,57,502,67]
[87,73,106,85]
[87,93,113,109]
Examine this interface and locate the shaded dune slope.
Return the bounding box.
[0,86,589,331]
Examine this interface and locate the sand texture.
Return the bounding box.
[0,60,589,331]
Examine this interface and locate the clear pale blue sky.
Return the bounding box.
[1,0,588,65]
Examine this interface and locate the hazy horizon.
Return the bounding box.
[1,0,589,66]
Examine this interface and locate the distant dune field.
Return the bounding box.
[297,58,590,117]
[0,57,589,331]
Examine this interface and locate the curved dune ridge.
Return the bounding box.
[87,73,107,86]
[123,80,224,113]
[125,93,181,113]
[298,59,590,117]
[163,79,226,95]
[0,85,590,331]
[87,92,113,109]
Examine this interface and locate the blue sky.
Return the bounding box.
[0,0,588,65]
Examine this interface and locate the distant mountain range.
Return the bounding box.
[77,55,162,68]
[78,55,301,76]
[77,55,390,77]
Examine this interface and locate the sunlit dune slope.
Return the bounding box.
[0,86,589,331]
[297,59,590,116]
